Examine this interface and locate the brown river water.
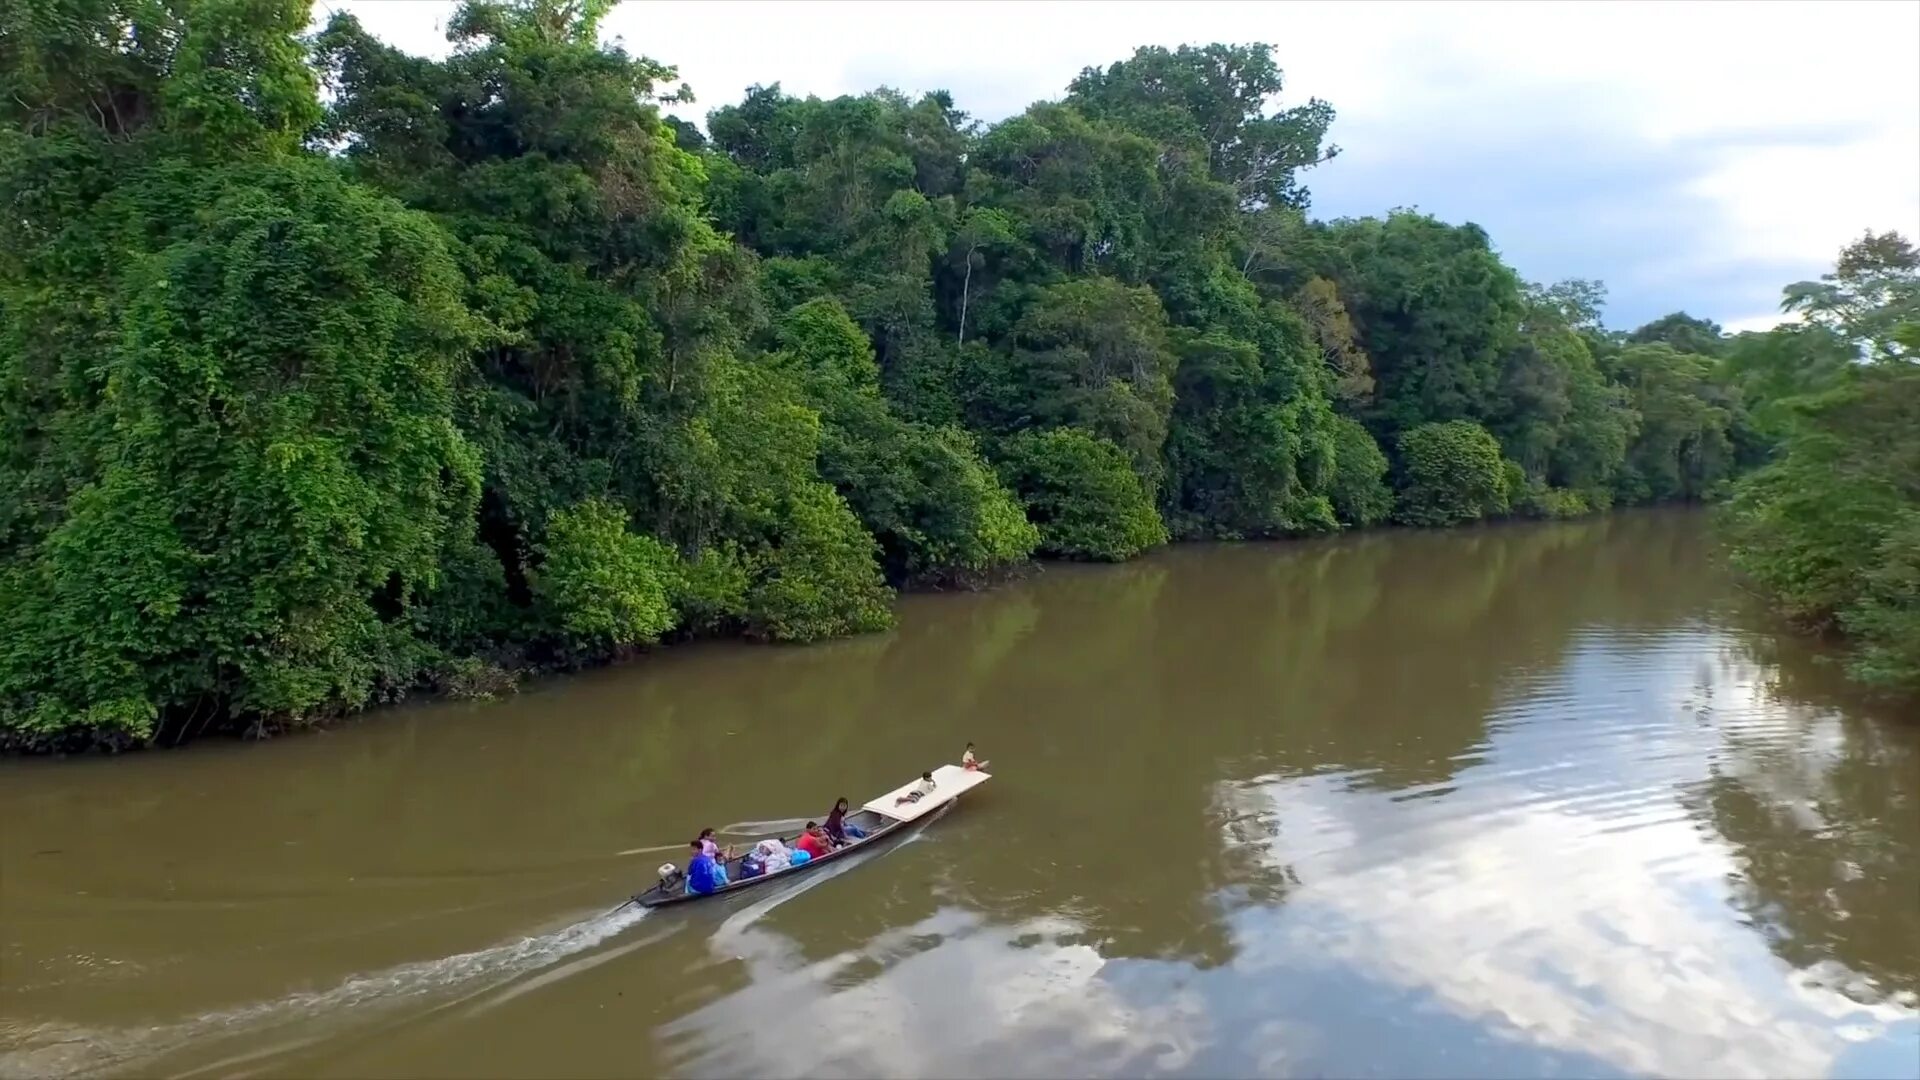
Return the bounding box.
[3,509,1917,1079]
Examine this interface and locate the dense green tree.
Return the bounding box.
[1,0,483,747]
[313,0,749,556]
[965,277,1178,486]
[1781,230,1919,363]
[1327,416,1393,527]
[1723,234,1920,690]
[1066,43,1336,212]
[771,298,1036,583]
[1724,363,1920,688]
[686,353,899,641]
[8,0,1903,747]
[1394,420,1511,527]
[742,481,894,642]
[1160,318,1338,539]
[314,1,915,653]
[998,428,1167,561]
[535,498,678,650]
[1720,323,1856,442]
[1319,212,1527,438]
[1608,343,1738,503]
[1490,281,1637,507]
[1628,312,1726,356]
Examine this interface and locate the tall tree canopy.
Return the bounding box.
[1066,43,1337,212]
[2,0,1905,749]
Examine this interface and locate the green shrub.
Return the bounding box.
[746,484,895,641]
[999,428,1168,561]
[1724,365,1920,688]
[672,545,752,635]
[1328,416,1393,527]
[1514,480,1593,520]
[423,538,517,654]
[776,300,1038,583]
[535,499,679,649]
[1498,460,1526,516]
[1394,421,1509,527]
[435,656,521,701]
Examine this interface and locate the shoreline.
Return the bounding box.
[2,506,1707,760]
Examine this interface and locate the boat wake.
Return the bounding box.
[719,816,814,836]
[614,816,814,858]
[0,906,651,1079]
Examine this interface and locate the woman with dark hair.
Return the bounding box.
[697,826,733,861]
[824,797,866,845]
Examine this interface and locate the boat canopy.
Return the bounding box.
[865,764,991,823]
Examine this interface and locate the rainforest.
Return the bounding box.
[2,0,1915,751]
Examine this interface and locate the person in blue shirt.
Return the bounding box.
[684,839,729,895]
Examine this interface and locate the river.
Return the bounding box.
[2,509,1916,1079]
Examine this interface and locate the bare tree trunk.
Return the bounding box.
[957,246,975,346]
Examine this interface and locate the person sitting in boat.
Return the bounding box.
[685,839,729,895]
[752,838,791,874]
[795,821,831,861]
[739,838,789,880]
[894,771,937,806]
[823,798,866,845]
[962,743,979,771]
[738,848,764,880]
[697,827,733,861]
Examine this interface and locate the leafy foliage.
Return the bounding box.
[0,152,485,745]
[1394,421,1510,527]
[1327,416,1393,527]
[1608,344,1737,503]
[1318,212,1526,439]
[1719,241,1920,691]
[6,0,1907,746]
[742,482,894,642]
[998,428,1167,561]
[1780,231,1919,363]
[1724,360,1920,688]
[775,298,1037,583]
[535,499,678,649]
[1066,43,1336,212]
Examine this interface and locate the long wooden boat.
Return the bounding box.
[629,763,991,909]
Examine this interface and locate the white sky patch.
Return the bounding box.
[1723,311,1804,337]
[313,0,1919,328]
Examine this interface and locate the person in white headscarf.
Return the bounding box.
[753,838,792,873]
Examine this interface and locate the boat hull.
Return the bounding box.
[630,803,938,909]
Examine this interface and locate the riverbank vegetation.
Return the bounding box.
[1720,240,1920,691]
[2,0,1913,749]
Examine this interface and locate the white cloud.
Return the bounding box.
[313,0,1919,327]
[1723,312,1801,336]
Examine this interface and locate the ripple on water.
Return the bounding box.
[0,907,651,1079]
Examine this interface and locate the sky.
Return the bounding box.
[318,0,1920,333]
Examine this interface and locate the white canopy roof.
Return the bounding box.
[864,764,991,823]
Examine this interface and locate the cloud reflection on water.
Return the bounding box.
[1223,627,1919,1079]
[662,620,1918,1079]
[663,907,1220,1078]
